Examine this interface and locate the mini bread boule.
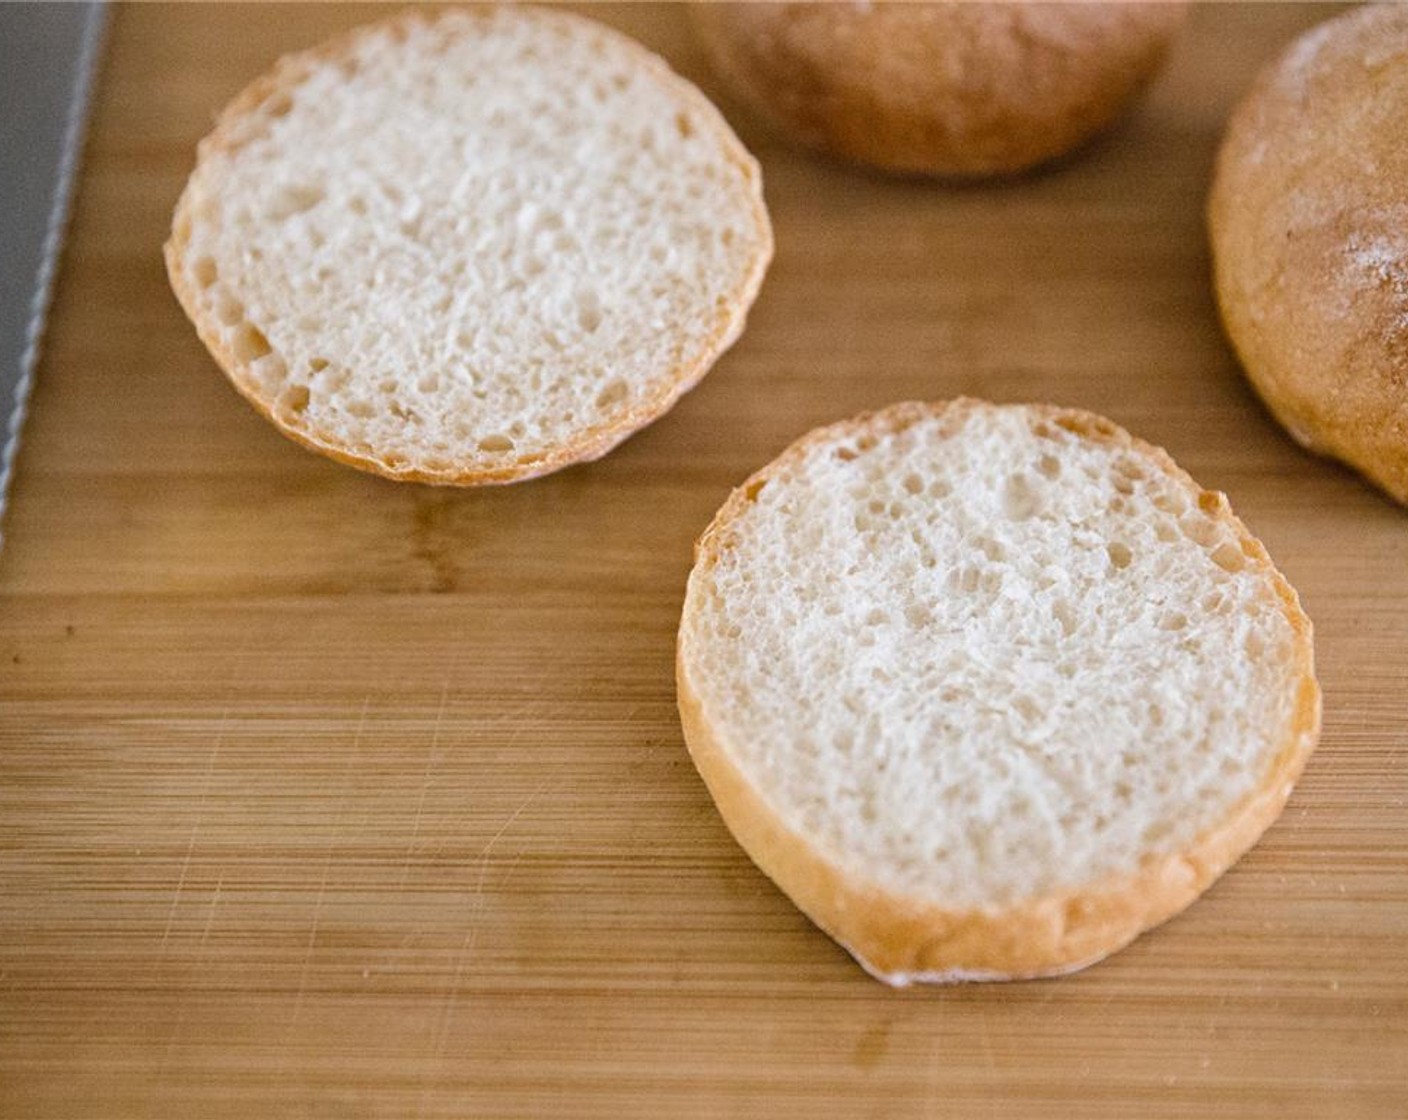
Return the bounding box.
[1210,4,1408,507]
[166,6,772,485]
[677,400,1319,983]
[689,2,1188,178]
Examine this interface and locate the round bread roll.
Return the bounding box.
[677,400,1320,983]
[689,2,1188,178]
[166,7,772,485]
[1210,5,1408,507]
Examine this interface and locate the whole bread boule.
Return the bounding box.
[690,2,1188,178]
[1210,4,1408,507]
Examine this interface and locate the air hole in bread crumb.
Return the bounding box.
[1182,516,1219,547]
[1107,542,1133,570]
[902,473,923,495]
[1113,475,1135,496]
[1152,490,1185,515]
[193,257,217,289]
[976,537,1003,562]
[835,447,857,462]
[675,111,694,139]
[856,435,877,452]
[905,603,931,628]
[575,289,602,333]
[232,323,272,362]
[1052,599,1076,637]
[1198,490,1224,515]
[1037,454,1061,479]
[309,357,329,373]
[346,400,375,419]
[271,184,324,219]
[349,196,368,216]
[278,383,310,415]
[215,292,244,326]
[1211,542,1245,573]
[864,608,889,627]
[1141,821,1173,846]
[478,434,515,453]
[417,374,440,393]
[1156,521,1178,543]
[263,91,293,118]
[720,228,734,247]
[1246,631,1265,658]
[1003,473,1039,520]
[596,379,628,410]
[1159,611,1188,631]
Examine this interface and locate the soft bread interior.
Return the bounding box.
[168,8,769,480]
[681,403,1306,910]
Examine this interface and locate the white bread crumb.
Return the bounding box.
[678,400,1320,982]
[167,6,772,484]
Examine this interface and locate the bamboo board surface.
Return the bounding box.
[1,4,1405,1116]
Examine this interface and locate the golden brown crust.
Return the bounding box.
[690,2,1187,179]
[165,5,773,486]
[1210,4,1408,507]
[677,399,1321,982]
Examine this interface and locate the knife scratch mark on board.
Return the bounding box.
[286,694,368,1040]
[158,704,228,956]
[401,682,450,888]
[419,771,562,1106]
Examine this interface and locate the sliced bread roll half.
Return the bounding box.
[677,400,1320,983]
[166,7,772,484]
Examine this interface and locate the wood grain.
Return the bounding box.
[2,4,1405,1117]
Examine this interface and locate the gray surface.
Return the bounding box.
[0,1,106,546]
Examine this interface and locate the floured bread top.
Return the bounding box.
[166,6,772,483]
[680,401,1309,908]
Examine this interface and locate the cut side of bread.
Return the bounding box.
[677,400,1320,984]
[166,6,772,484]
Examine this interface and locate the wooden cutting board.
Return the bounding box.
[2,4,1404,1116]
